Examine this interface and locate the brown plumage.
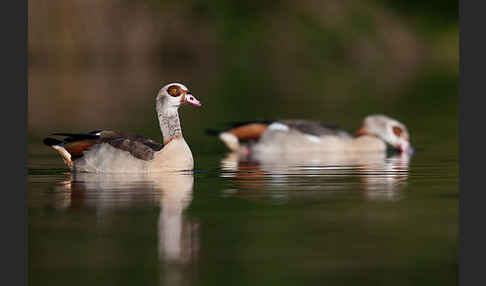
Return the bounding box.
[63,140,100,159]
[226,123,269,141]
[44,129,164,163]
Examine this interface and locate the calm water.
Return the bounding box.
[28,144,458,286]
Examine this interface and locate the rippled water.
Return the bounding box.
[29,144,458,286]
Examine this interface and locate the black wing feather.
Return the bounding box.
[51,133,100,142]
[44,130,164,161]
[227,119,275,128]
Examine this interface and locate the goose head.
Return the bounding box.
[156,83,202,110]
[357,114,413,154]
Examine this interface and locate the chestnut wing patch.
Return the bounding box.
[64,140,101,159]
[227,123,269,142]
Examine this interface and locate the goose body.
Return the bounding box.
[212,115,412,155]
[44,83,202,173]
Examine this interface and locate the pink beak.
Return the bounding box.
[182,92,202,107]
[400,141,414,155]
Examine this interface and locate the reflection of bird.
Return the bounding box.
[43,83,202,172]
[220,151,411,202]
[53,171,198,265]
[210,114,413,156]
[359,155,410,201]
[156,172,198,264]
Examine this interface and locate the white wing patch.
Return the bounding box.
[304,134,320,143]
[52,145,73,169]
[219,132,240,152]
[268,122,289,131]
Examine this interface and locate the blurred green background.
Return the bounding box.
[28,0,458,154]
[28,2,458,285]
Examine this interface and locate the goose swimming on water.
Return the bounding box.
[44,83,202,173]
[210,114,413,156]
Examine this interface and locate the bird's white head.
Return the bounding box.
[156,83,202,110]
[357,114,413,154]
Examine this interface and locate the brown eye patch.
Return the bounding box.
[392,126,403,137]
[167,85,182,97]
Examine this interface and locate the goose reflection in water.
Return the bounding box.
[220,151,411,202]
[52,171,199,273]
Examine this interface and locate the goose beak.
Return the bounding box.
[400,142,414,155]
[182,92,202,107]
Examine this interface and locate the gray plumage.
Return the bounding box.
[277,120,353,138]
[104,134,163,161]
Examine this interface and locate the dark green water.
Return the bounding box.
[28,0,458,283]
[29,143,458,286]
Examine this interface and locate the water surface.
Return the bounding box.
[29,144,458,286]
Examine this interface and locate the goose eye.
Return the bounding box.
[167,85,181,97]
[392,126,403,137]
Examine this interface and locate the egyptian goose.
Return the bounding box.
[212,114,413,155]
[43,83,202,173]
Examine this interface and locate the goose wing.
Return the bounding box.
[44,129,164,162]
[278,120,352,138]
[208,119,352,142]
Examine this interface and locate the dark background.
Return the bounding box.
[26,2,460,286]
[28,0,458,155]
